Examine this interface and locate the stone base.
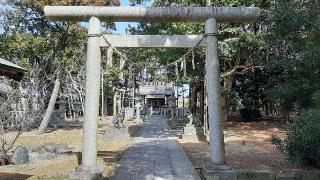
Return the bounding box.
[237,169,276,180]
[183,125,197,135]
[182,135,199,141]
[104,125,130,140]
[69,165,104,180]
[134,118,144,124]
[182,125,206,141]
[203,163,236,180]
[182,125,198,141]
[277,170,320,180]
[203,164,320,180]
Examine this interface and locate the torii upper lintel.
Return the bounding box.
[44,6,260,23]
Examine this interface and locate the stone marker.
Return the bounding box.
[12,146,29,165]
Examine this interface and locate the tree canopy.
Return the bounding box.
[1,0,319,127]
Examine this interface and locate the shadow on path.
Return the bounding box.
[0,172,32,180]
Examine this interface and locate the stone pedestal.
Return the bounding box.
[182,125,206,141]
[69,165,104,180]
[182,125,198,141]
[135,102,141,120]
[202,163,236,180]
[125,107,134,119]
[104,125,130,140]
[134,118,144,124]
[183,125,197,135]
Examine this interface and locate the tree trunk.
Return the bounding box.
[190,81,202,124]
[0,120,5,135]
[68,72,84,113]
[221,96,228,127]
[37,76,60,134]
[200,80,205,124]
[222,75,234,127]
[203,78,209,134]
[189,82,196,113]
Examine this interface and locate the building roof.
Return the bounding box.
[0,58,27,81]
[138,84,174,96]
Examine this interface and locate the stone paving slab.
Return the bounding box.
[112,115,201,180]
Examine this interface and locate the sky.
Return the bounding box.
[114,0,152,34]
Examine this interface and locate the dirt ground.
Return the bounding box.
[0,117,142,180]
[180,120,316,172]
[2,116,317,179]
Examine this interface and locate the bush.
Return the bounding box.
[271,135,286,151]
[239,108,262,121]
[274,108,320,167]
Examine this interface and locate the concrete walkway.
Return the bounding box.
[113,115,201,180]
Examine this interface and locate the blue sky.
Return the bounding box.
[114,0,152,34]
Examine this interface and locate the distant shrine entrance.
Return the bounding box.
[44,6,260,178]
[138,82,174,115]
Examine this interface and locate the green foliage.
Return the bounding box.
[268,0,320,113]
[0,0,116,117]
[0,34,49,69]
[272,111,320,167]
[235,69,269,111]
[312,91,320,108]
[1,0,318,128]
[286,108,320,166]
[271,135,286,152]
[272,90,320,167]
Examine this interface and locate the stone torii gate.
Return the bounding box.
[44,6,260,178]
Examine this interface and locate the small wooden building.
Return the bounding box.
[0,58,27,81]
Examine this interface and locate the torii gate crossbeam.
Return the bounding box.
[45,6,260,22]
[44,6,260,179]
[100,35,207,48]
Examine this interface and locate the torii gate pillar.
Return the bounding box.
[205,18,225,165]
[71,16,104,179]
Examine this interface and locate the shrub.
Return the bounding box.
[239,108,262,121]
[271,135,286,151]
[274,108,320,167]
